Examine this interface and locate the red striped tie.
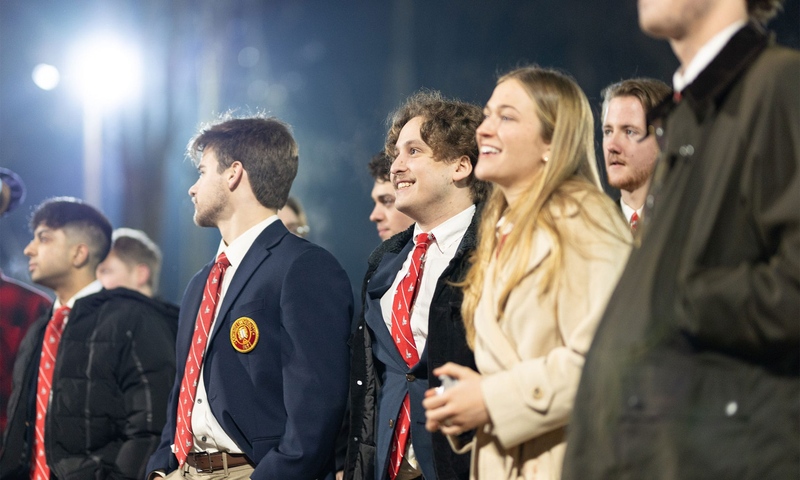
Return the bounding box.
[630,211,640,233]
[173,253,230,466]
[388,233,433,479]
[31,306,70,480]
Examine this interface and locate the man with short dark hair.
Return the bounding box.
[345,91,489,480]
[0,197,177,479]
[147,115,353,479]
[97,227,163,298]
[600,78,671,230]
[565,0,799,477]
[368,151,414,241]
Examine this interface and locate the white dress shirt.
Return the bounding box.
[380,204,475,357]
[620,199,643,226]
[184,215,279,454]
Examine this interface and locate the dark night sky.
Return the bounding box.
[1,0,798,303]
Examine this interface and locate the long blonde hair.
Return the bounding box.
[461,66,622,347]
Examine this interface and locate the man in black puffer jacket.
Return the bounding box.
[0,198,177,480]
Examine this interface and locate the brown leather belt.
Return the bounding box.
[186,452,252,472]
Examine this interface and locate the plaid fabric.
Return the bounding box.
[0,273,51,433]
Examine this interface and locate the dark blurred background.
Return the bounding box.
[1,0,798,303]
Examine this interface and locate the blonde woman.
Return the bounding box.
[422,67,631,479]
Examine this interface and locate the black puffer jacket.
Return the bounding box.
[0,287,178,480]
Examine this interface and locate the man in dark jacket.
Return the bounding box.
[345,91,490,480]
[564,1,799,478]
[0,197,177,480]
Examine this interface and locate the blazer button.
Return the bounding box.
[532,387,543,399]
[389,419,394,428]
[406,374,415,382]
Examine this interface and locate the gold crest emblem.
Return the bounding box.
[230,317,259,353]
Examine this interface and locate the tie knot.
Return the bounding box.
[630,211,640,232]
[216,252,231,268]
[51,305,71,330]
[415,233,433,248]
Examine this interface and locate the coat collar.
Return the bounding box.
[647,22,770,129]
[682,22,769,120]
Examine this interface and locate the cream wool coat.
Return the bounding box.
[453,193,631,480]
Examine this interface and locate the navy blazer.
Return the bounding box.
[147,221,353,480]
[365,240,442,480]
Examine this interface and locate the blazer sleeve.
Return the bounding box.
[253,247,353,479]
[481,211,631,449]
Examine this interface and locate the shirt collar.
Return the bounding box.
[216,215,280,268]
[54,280,103,310]
[413,204,476,254]
[619,199,642,222]
[673,20,746,92]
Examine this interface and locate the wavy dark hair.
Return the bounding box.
[367,150,392,183]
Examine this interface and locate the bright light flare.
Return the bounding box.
[69,35,143,108]
[32,64,60,90]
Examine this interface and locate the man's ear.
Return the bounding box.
[452,155,473,183]
[134,264,151,289]
[227,161,244,190]
[72,243,90,268]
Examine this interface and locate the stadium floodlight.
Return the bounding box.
[65,33,143,206]
[69,34,143,108]
[32,64,60,91]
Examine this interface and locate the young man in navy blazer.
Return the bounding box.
[345,91,489,480]
[147,115,353,479]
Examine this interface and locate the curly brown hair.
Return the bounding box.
[385,90,490,204]
[748,0,784,24]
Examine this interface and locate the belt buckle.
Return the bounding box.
[194,451,213,473]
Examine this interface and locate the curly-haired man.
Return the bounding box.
[345,91,490,480]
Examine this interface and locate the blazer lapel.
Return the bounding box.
[365,240,414,371]
[208,222,284,343]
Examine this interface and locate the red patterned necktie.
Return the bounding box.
[31,306,70,480]
[388,233,433,479]
[174,253,231,466]
[630,211,640,233]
